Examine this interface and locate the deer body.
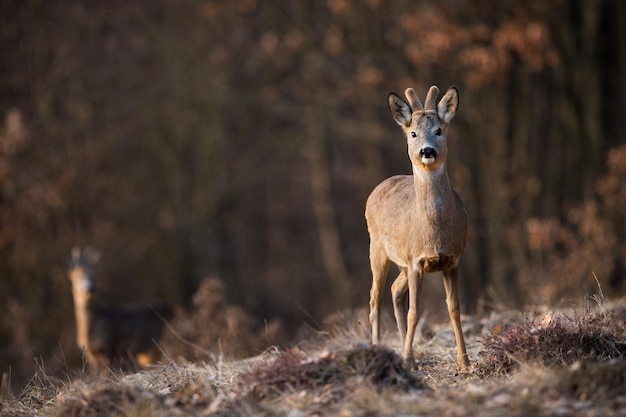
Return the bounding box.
[68,247,172,373]
[366,85,469,370]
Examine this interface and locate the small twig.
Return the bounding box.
[590,272,605,311]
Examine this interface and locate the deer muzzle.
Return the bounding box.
[84,280,96,295]
[419,147,437,164]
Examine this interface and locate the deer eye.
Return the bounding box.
[435,128,442,136]
[411,132,417,138]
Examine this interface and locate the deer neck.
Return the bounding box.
[412,163,453,216]
[72,290,91,350]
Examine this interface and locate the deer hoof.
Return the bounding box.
[403,356,418,371]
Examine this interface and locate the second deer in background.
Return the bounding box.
[366,85,469,370]
[67,247,173,374]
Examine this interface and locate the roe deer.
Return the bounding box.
[366,85,469,370]
[68,246,173,374]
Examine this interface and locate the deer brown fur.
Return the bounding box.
[365,85,469,370]
[67,247,172,374]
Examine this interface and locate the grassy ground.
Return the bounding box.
[2,300,626,416]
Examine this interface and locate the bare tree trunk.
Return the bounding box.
[305,103,352,309]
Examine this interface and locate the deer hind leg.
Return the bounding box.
[443,265,469,370]
[391,269,408,346]
[90,352,110,376]
[369,242,390,345]
[402,266,424,369]
[136,352,155,368]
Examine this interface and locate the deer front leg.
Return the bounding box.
[443,265,470,370]
[402,266,424,369]
[369,242,390,345]
[391,269,408,346]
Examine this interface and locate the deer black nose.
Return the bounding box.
[419,147,437,159]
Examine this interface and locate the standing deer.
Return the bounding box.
[366,85,469,370]
[67,246,173,374]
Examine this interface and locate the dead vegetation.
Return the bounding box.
[159,278,286,362]
[479,305,626,376]
[2,301,626,416]
[238,344,423,402]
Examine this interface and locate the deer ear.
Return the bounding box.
[84,246,101,264]
[388,93,412,127]
[437,87,459,123]
[71,247,81,264]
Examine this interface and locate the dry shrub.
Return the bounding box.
[479,307,626,376]
[237,344,423,402]
[160,278,285,362]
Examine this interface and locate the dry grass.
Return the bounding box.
[2,302,626,416]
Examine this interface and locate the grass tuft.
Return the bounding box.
[478,307,626,376]
[237,344,423,401]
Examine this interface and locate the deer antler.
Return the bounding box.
[404,88,423,112]
[424,85,440,111]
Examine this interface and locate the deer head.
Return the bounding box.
[68,246,101,300]
[387,86,459,172]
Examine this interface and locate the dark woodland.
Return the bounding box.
[1,0,625,390]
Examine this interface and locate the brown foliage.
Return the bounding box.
[519,145,626,303]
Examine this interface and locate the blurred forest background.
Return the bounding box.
[1,0,625,391]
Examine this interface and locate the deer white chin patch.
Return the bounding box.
[421,156,436,164]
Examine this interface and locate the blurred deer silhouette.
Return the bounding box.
[67,246,173,374]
